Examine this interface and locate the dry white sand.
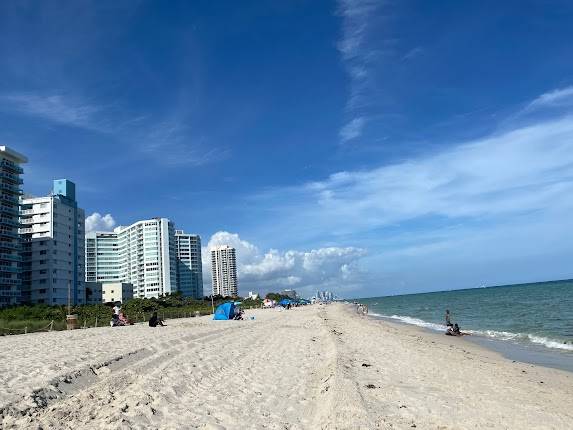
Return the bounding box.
[1,303,572,429]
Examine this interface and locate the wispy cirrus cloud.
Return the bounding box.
[500,86,573,130]
[0,91,227,167]
[339,117,366,143]
[336,0,385,143]
[525,85,573,110]
[140,120,229,166]
[0,93,104,130]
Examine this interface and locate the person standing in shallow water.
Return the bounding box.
[445,309,452,327]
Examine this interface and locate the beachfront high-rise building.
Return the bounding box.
[0,146,27,307]
[210,245,238,297]
[175,230,203,299]
[85,232,120,283]
[85,218,177,299]
[19,179,86,305]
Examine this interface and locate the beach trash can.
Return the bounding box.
[66,314,79,330]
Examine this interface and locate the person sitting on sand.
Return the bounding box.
[445,325,455,336]
[149,312,166,327]
[453,323,470,336]
[118,311,133,326]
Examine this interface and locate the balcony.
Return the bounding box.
[0,162,24,174]
[0,195,17,205]
[0,241,18,250]
[19,216,50,225]
[0,218,18,227]
[0,289,19,297]
[0,253,21,261]
[0,206,17,215]
[0,275,20,284]
[0,172,23,184]
[0,183,22,195]
[0,230,18,239]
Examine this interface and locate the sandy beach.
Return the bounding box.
[1,303,572,429]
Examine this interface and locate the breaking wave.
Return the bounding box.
[370,313,573,352]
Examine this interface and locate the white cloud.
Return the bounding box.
[526,86,573,110]
[202,231,367,297]
[85,212,116,233]
[246,93,573,293]
[340,117,366,143]
[336,0,385,142]
[0,92,226,167]
[290,115,573,235]
[141,120,228,166]
[205,231,259,264]
[337,0,381,63]
[0,93,103,130]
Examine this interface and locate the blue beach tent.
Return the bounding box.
[278,299,292,307]
[213,302,236,320]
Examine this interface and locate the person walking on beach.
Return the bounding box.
[445,309,452,327]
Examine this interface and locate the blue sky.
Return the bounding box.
[2,0,573,297]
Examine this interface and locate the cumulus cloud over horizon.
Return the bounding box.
[85,212,116,233]
[202,231,367,297]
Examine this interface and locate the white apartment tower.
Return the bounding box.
[85,218,177,299]
[0,146,27,307]
[175,230,203,299]
[19,179,86,305]
[210,245,238,297]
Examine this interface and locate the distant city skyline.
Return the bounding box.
[2,1,573,298]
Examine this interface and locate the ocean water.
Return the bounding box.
[359,280,573,370]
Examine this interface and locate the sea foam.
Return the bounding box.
[370,312,573,352]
